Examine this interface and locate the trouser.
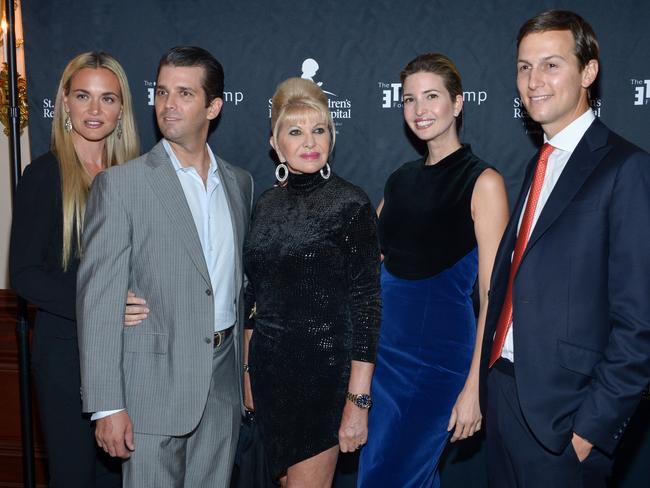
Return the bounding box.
[122,332,240,488]
[32,329,121,488]
[486,361,613,488]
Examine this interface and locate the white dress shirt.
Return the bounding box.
[163,139,236,332]
[502,109,596,362]
[92,140,236,421]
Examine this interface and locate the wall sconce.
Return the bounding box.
[1,0,29,136]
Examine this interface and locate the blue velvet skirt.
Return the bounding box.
[358,252,477,488]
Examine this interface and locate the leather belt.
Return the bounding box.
[214,326,234,348]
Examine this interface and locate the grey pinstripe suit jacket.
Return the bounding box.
[77,141,253,436]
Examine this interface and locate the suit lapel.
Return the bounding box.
[145,141,211,286]
[215,155,244,293]
[522,119,611,261]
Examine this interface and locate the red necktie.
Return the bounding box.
[489,143,554,367]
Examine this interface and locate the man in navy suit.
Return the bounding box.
[480,10,650,487]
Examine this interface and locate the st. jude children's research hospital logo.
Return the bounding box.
[513,96,603,135]
[268,58,352,130]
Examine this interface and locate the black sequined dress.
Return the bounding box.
[243,171,381,477]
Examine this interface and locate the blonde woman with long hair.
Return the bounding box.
[10,51,139,488]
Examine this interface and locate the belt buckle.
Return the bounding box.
[214,331,224,348]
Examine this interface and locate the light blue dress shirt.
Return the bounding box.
[163,139,236,332]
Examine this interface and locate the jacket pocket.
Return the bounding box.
[123,332,168,354]
[557,339,602,377]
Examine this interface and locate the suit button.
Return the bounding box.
[204,337,211,344]
[205,289,212,296]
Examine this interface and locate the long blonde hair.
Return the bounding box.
[51,52,140,269]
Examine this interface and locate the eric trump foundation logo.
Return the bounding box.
[144,80,244,106]
[379,82,488,109]
[631,79,650,106]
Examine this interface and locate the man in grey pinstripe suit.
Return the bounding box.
[77,46,253,487]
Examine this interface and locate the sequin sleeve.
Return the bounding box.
[243,276,256,330]
[343,202,382,362]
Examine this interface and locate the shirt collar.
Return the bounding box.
[545,109,596,153]
[162,139,218,176]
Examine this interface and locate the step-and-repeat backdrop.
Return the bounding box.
[23,0,649,206]
[20,1,650,486]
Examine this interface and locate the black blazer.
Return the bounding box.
[479,119,650,455]
[9,151,78,337]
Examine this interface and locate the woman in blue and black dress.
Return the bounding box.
[358,53,510,487]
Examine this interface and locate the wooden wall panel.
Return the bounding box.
[0,290,48,487]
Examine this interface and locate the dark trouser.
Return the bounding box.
[32,330,121,488]
[486,360,613,488]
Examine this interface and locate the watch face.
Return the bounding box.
[356,394,372,409]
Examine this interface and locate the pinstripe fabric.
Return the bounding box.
[122,334,240,487]
[77,140,252,438]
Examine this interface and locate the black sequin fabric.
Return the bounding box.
[243,171,381,478]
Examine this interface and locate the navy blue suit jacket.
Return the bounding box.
[480,119,650,455]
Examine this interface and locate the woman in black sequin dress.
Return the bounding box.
[243,78,381,486]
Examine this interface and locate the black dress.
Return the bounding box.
[9,152,121,488]
[243,171,381,477]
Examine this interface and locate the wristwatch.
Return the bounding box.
[346,392,373,409]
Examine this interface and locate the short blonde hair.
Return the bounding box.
[270,77,335,151]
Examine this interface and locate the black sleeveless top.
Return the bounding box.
[378,144,492,280]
